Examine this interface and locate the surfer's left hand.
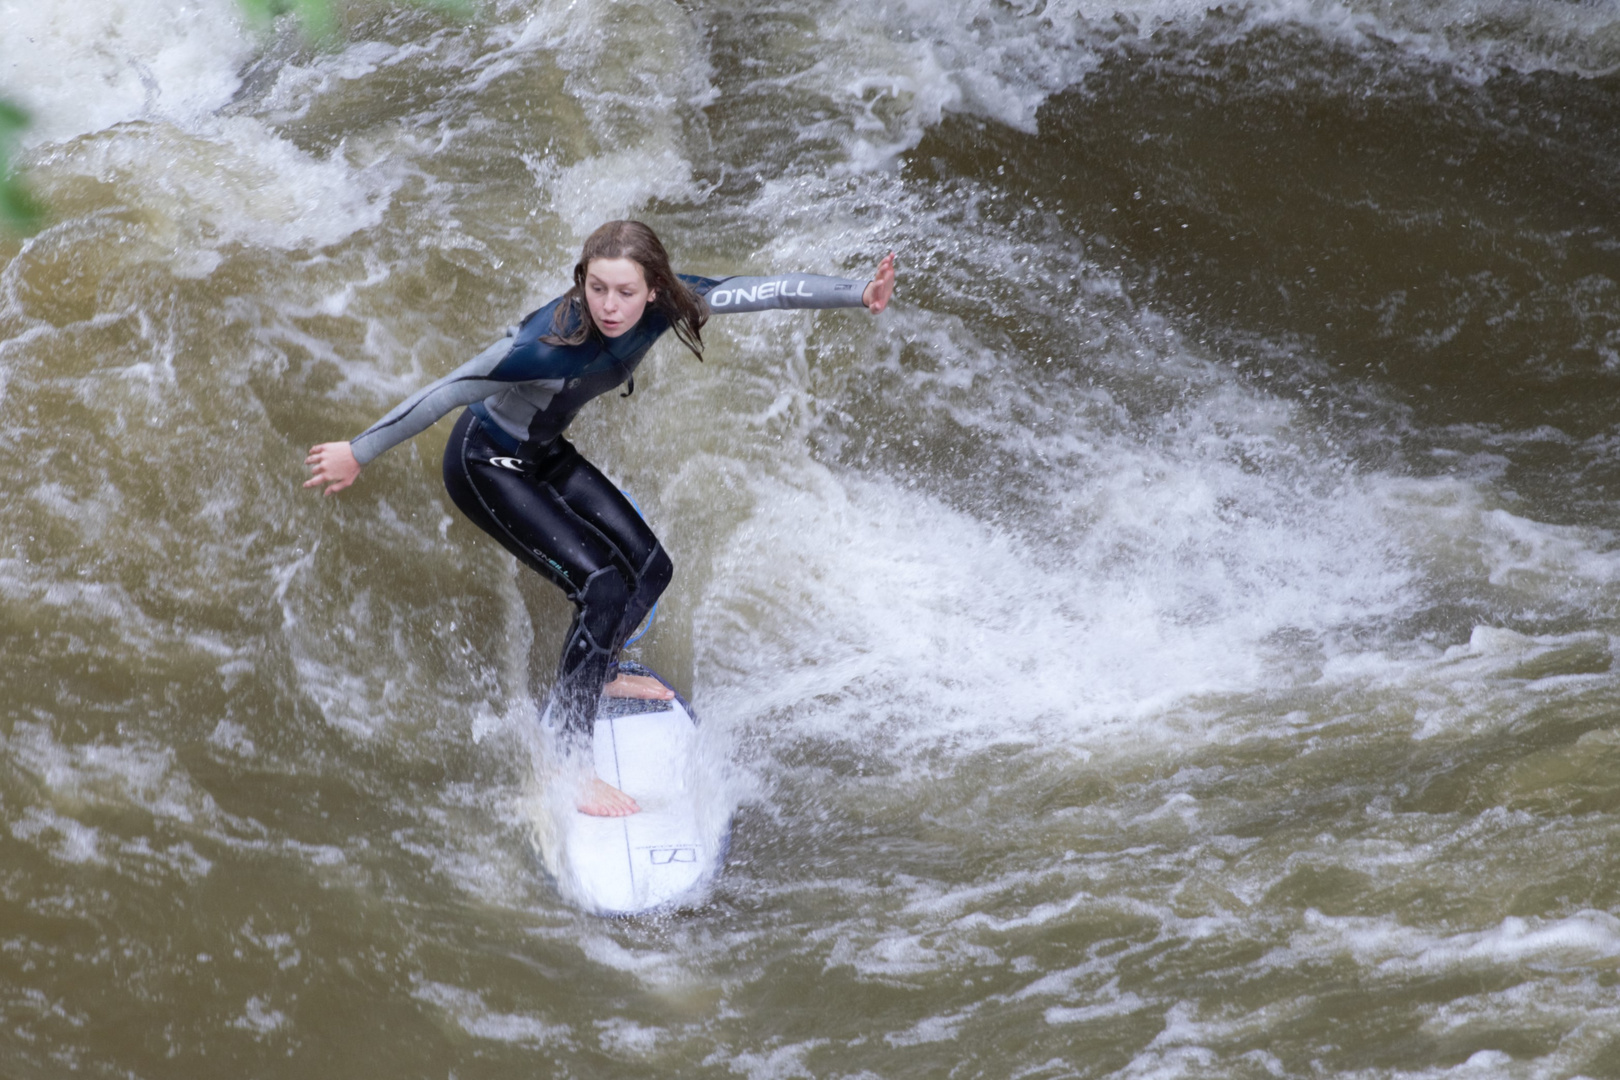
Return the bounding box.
[862,252,896,313]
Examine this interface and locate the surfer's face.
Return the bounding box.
[584,257,656,338]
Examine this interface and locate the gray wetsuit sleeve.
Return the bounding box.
[700,273,868,314]
[350,335,513,465]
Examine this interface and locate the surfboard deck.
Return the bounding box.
[547,662,729,916]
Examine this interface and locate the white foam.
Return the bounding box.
[10,806,105,865]
[230,996,288,1035]
[885,1011,969,1046]
[0,558,155,644]
[1309,620,1617,741]
[6,758,216,882]
[1241,0,1620,78]
[276,542,530,741]
[545,147,700,236]
[1423,976,1620,1064]
[596,1017,665,1057]
[714,0,1110,164]
[4,1,414,268]
[207,720,257,758]
[6,987,89,1031]
[412,980,570,1044]
[670,177,1620,764]
[696,455,1409,756]
[827,914,1005,978]
[483,0,712,229]
[1464,1050,1515,1071]
[33,114,402,258]
[254,39,408,126]
[1045,990,1151,1025]
[4,721,220,827]
[571,928,701,987]
[717,1039,831,1080]
[0,0,253,147]
[692,0,1620,182]
[1292,909,1620,976]
[1381,477,1620,608]
[503,0,716,130]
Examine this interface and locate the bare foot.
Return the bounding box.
[577,775,641,817]
[604,672,675,700]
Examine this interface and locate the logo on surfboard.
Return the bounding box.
[646,846,698,865]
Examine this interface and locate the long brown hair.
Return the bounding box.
[542,220,707,359]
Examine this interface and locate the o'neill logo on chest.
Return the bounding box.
[707,279,813,308]
[489,457,528,472]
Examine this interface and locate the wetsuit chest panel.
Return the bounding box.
[523,358,639,444]
[482,379,567,439]
[488,309,663,446]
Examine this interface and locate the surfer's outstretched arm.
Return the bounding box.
[302,333,524,495]
[690,251,898,317]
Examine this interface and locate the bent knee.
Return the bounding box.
[640,545,674,599]
[576,566,632,640]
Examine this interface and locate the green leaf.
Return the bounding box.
[1,178,45,235]
[0,100,42,236]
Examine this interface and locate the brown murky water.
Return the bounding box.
[4,0,1620,1075]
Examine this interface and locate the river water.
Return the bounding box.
[3,0,1620,1075]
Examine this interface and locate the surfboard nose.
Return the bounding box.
[547,665,730,916]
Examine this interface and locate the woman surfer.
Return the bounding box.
[305,220,896,817]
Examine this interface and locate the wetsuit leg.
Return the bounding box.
[549,449,674,656]
[440,411,672,742]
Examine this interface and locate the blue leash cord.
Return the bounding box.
[619,489,659,646]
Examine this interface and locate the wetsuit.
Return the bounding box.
[350,272,869,742]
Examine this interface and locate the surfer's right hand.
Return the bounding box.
[305,441,361,496]
[862,251,896,313]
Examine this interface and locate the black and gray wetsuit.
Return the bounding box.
[350,272,869,741]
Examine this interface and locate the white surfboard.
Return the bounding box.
[545,664,729,916]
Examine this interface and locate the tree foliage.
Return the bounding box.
[237,0,472,42]
[1,101,43,235]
